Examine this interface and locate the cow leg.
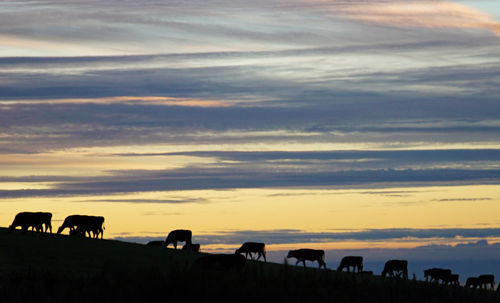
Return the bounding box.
[173,241,177,249]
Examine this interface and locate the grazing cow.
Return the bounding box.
[424,268,452,284]
[235,242,266,262]
[8,212,52,233]
[382,260,408,279]
[37,212,52,233]
[182,243,201,252]
[193,254,246,271]
[78,216,104,238]
[57,215,105,239]
[165,229,192,249]
[478,275,495,290]
[443,274,460,286]
[147,240,165,247]
[287,249,326,269]
[465,277,480,289]
[337,256,363,273]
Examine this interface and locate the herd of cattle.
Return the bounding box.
[8,212,104,238]
[7,212,500,292]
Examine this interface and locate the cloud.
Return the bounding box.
[0,166,499,198]
[77,197,208,204]
[115,228,500,246]
[433,198,492,202]
[333,1,500,38]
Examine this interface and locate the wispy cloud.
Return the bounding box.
[333,1,500,37]
[78,197,208,204]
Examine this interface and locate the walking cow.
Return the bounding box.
[287,249,327,269]
[235,242,266,262]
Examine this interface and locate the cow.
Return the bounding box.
[165,229,192,249]
[478,275,495,290]
[235,242,266,262]
[466,275,495,290]
[337,256,363,273]
[465,277,480,289]
[77,216,104,239]
[381,260,408,279]
[424,268,452,284]
[193,254,246,271]
[147,240,165,247]
[8,212,52,233]
[182,243,201,252]
[57,215,105,239]
[443,273,460,286]
[287,249,327,269]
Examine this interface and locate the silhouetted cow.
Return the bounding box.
[193,254,246,271]
[466,275,495,290]
[165,229,192,249]
[443,273,460,286]
[465,277,480,289]
[478,274,495,290]
[235,242,266,262]
[424,268,452,284]
[147,240,165,247]
[382,260,408,279]
[337,256,363,273]
[57,215,104,238]
[8,212,52,233]
[182,243,201,252]
[287,249,326,269]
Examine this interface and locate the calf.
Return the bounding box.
[182,243,201,252]
[193,254,246,271]
[424,268,452,284]
[8,212,52,233]
[165,229,192,249]
[287,249,326,269]
[382,260,408,279]
[337,256,363,273]
[235,242,266,262]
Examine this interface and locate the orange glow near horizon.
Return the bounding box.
[1,184,499,250]
[0,96,237,107]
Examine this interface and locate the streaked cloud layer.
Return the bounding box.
[1,0,500,254]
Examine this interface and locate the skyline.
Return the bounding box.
[1,0,500,278]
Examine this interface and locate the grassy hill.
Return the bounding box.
[1,228,498,303]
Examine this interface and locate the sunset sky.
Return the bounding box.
[1,0,500,279]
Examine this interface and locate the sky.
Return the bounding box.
[1,0,500,282]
